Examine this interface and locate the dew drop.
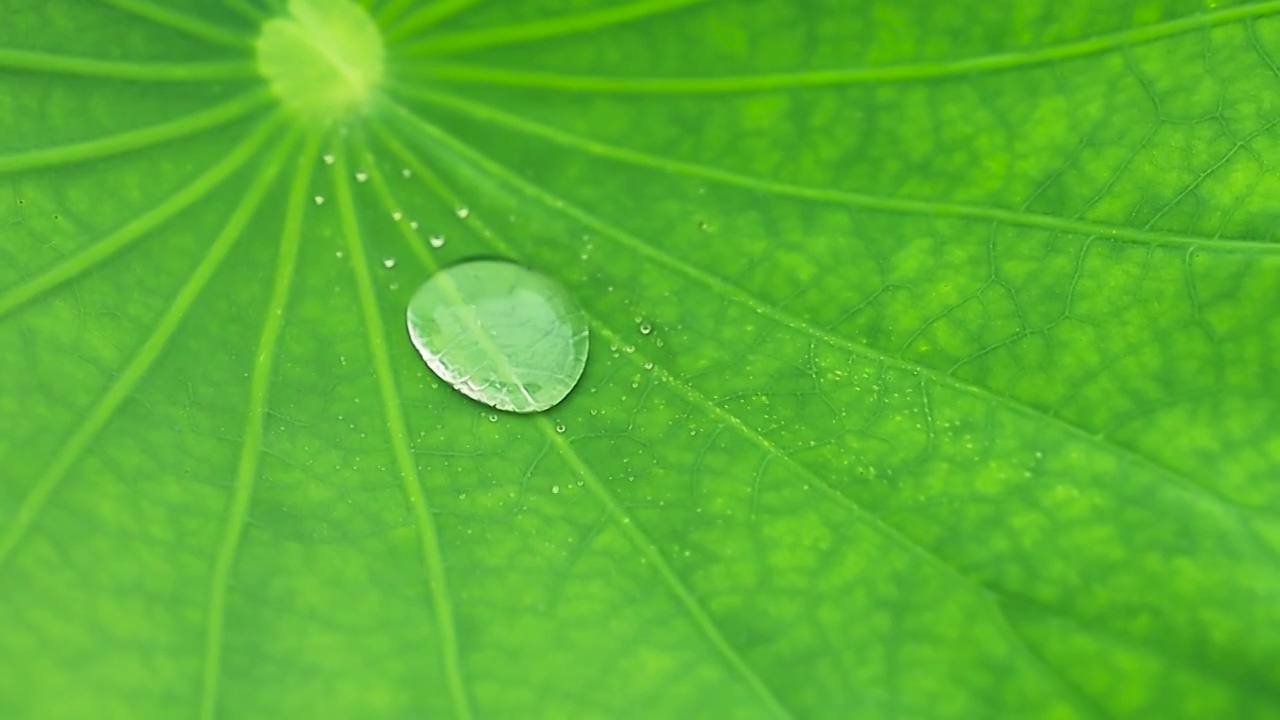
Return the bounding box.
[322,153,335,165]
[392,211,403,221]
[313,195,325,205]
[455,206,470,219]
[429,235,446,248]
[382,257,396,269]
[407,260,589,413]
[555,422,565,433]
[410,221,420,230]
[401,168,412,178]
[552,485,560,494]
[639,323,652,335]
[355,171,368,183]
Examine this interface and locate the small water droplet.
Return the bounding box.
[555,422,565,433]
[487,413,498,422]
[322,153,335,165]
[392,211,403,221]
[401,168,412,178]
[410,221,419,230]
[429,235,445,248]
[639,323,652,335]
[407,260,590,413]
[313,195,325,205]
[624,345,635,354]
[643,361,654,370]
[551,485,560,494]
[382,257,396,269]
[355,171,368,183]
[335,250,344,258]
[455,206,470,219]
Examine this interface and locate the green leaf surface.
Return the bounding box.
[2,0,1279,718]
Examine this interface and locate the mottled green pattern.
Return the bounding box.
[1,1,1278,718]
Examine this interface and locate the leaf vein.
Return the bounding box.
[0,120,290,576]
[409,1,1280,93]
[331,146,474,720]
[0,111,281,321]
[398,0,717,56]
[199,128,312,720]
[0,49,256,81]
[393,86,1279,254]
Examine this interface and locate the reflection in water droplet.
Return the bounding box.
[639,323,652,335]
[382,257,396,269]
[429,235,446,248]
[455,207,470,219]
[407,260,589,413]
[313,195,325,205]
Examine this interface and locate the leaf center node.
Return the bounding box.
[256,0,385,122]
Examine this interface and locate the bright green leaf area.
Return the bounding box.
[2,0,1279,717]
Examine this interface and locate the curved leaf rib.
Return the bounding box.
[360,124,794,720]
[410,1,1280,93]
[546,424,795,719]
[330,148,474,720]
[98,0,253,48]
[0,113,283,321]
[382,100,1270,523]
[223,0,269,23]
[0,123,294,576]
[398,0,716,56]
[198,129,314,720]
[368,123,1107,718]
[0,87,273,175]
[390,86,1278,255]
[0,49,256,81]
[385,0,485,40]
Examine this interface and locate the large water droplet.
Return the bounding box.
[406,260,589,413]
